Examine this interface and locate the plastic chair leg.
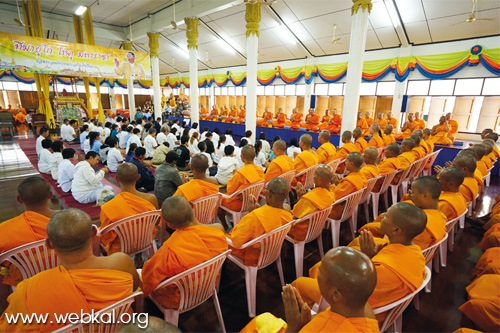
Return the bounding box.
[394,313,403,333]
[413,294,420,310]
[439,241,447,268]
[425,262,432,293]
[244,266,258,317]
[448,229,455,252]
[383,191,389,211]
[364,202,370,224]
[212,289,226,333]
[317,235,324,258]
[164,309,180,327]
[276,256,285,286]
[349,215,356,240]
[391,186,398,205]
[459,214,465,229]
[330,220,341,248]
[372,194,380,218]
[233,212,242,226]
[293,242,305,278]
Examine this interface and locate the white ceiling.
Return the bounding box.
[0,0,499,75]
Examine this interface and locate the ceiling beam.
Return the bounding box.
[384,0,409,47]
[198,19,247,61]
[158,32,213,70]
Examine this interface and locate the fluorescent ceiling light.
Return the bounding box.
[278,26,296,45]
[75,6,87,16]
[217,39,235,54]
[384,0,400,29]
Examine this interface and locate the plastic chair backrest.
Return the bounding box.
[445,209,468,233]
[360,176,379,204]
[408,158,425,179]
[153,250,230,313]
[0,239,60,281]
[239,181,266,212]
[191,194,221,225]
[52,291,143,333]
[333,188,365,222]
[294,164,318,190]
[294,206,332,244]
[421,233,449,265]
[277,170,297,190]
[427,149,442,168]
[373,266,431,332]
[392,165,413,186]
[373,169,398,194]
[378,146,386,160]
[327,158,343,173]
[417,155,432,175]
[99,210,162,255]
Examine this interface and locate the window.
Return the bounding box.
[359,82,377,96]
[214,87,221,96]
[285,85,295,96]
[99,86,109,94]
[482,78,500,96]
[2,82,18,90]
[314,83,328,95]
[295,85,306,96]
[18,82,33,91]
[235,87,243,96]
[221,87,228,95]
[454,79,483,96]
[274,85,285,96]
[429,80,455,96]
[243,87,247,96]
[406,80,430,95]
[265,85,274,95]
[227,86,235,96]
[328,83,343,96]
[376,81,396,96]
[184,88,190,96]
[256,86,265,95]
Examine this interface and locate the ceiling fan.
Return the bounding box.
[170,0,191,31]
[205,51,214,65]
[331,24,344,44]
[451,0,496,26]
[123,0,145,47]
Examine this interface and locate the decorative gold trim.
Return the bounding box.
[147,32,160,57]
[184,17,199,50]
[122,42,133,51]
[245,2,261,38]
[352,0,372,15]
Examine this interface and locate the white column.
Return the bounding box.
[340,4,371,145]
[127,79,135,119]
[109,86,116,113]
[189,48,199,124]
[151,56,162,120]
[391,46,412,130]
[246,34,258,140]
[208,81,215,109]
[304,82,313,112]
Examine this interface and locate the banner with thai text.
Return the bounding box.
[0,31,151,80]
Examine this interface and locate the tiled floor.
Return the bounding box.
[0,125,496,332]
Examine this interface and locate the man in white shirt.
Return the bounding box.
[200,126,210,141]
[50,140,64,181]
[66,120,79,143]
[156,127,168,146]
[135,118,143,131]
[58,148,76,192]
[225,129,235,146]
[144,128,158,159]
[60,119,70,141]
[71,151,113,204]
[38,138,52,174]
[103,123,111,140]
[166,128,177,150]
[211,128,220,148]
[106,138,123,173]
[126,128,142,154]
[119,125,132,149]
[215,145,240,186]
[36,127,49,156]
[171,119,181,138]
[95,122,104,142]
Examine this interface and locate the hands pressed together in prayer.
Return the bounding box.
[181,173,190,184]
[248,194,261,212]
[282,284,311,333]
[359,230,387,259]
[295,182,307,199]
[331,174,341,186]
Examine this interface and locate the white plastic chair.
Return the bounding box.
[378,146,386,160]
[327,158,343,174]
[227,222,293,317]
[326,188,365,246]
[191,193,221,225]
[373,266,431,333]
[358,176,380,224]
[467,193,479,217]
[220,181,265,226]
[388,164,414,204]
[371,170,398,216]
[423,149,442,176]
[99,210,161,258]
[415,154,432,178]
[421,233,448,293]
[292,164,318,190]
[444,209,468,254]
[149,250,230,330]
[276,169,297,189]
[52,291,143,333]
[0,239,60,282]
[285,207,332,278]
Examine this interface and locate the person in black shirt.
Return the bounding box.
[153,117,161,133]
[203,132,215,155]
[130,147,155,191]
[174,136,192,171]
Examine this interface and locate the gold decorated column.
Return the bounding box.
[147,32,162,120]
[72,14,92,116]
[185,17,200,124]
[245,2,261,140]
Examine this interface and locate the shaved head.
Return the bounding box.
[342,131,352,141]
[364,147,379,164]
[423,128,431,137]
[386,143,400,156]
[482,140,494,154]
[18,176,51,205]
[47,209,92,253]
[319,130,330,141]
[370,124,380,133]
[471,144,487,160]
[242,145,256,160]
[314,164,334,185]
[457,148,476,159]
[453,154,476,174]
[162,196,194,229]
[410,134,421,146]
[384,124,393,135]
[116,163,139,184]
[267,177,289,202]
[300,134,313,147]
[273,139,286,152]
[389,202,427,240]
[353,127,362,137]
[190,154,209,173]
[318,247,377,308]
[440,167,465,190]
[347,152,363,168]
[402,138,415,149]
[485,132,498,142]
[412,176,441,200]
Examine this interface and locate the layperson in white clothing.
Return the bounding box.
[50,141,64,181]
[166,128,177,150]
[198,141,213,177]
[211,128,220,149]
[60,119,70,140]
[58,148,76,192]
[200,127,210,141]
[143,128,158,159]
[224,128,236,146]
[156,127,168,145]
[258,132,271,158]
[119,125,132,149]
[126,128,142,154]
[106,138,123,173]
[71,151,113,204]
[38,139,53,174]
[36,127,49,156]
[171,119,181,138]
[215,145,239,186]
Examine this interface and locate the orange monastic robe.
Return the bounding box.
[398,151,416,170]
[316,142,337,164]
[257,111,274,126]
[420,140,430,155]
[276,113,287,128]
[207,108,219,120]
[378,157,401,175]
[360,164,380,180]
[438,191,467,221]
[377,119,388,130]
[477,223,500,251]
[328,114,342,133]
[431,124,452,145]
[0,266,133,332]
[355,137,368,153]
[460,177,479,203]
[200,108,208,119]
[228,205,293,265]
[290,187,335,242]
[476,160,488,177]
[396,127,413,140]
[357,119,369,136]
[236,109,246,123]
[472,248,500,278]
[383,134,396,146]
[265,155,294,183]
[293,150,319,186]
[330,172,367,219]
[142,225,227,309]
[225,109,238,122]
[368,135,384,148]
[412,146,426,160]
[424,139,435,169]
[459,274,500,332]
[305,114,321,131]
[388,117,397,130]
[222,164,265,211]
[318,115,332,131]
[366,117,374,128]
[290,113,304,129]
[334,143,357,174]
[482,155,493,169]
[14,112,26,123]
[173,179,219,202]
[99,192,156,255]
[474,169,484,187]
[448,119,459,141]
[417,119,426,129]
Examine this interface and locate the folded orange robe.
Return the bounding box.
[173,179,219,202]
[228,205,293,265]
[377,119,388,130]
[357,119,369,136]
[472,248,500,278]
[431,124,452,145]
[448,119,459,140]
[383,134,395,146]
[368,135,384,148]
[412,146,426,160]
[304,114,320,131]
[459,274,500,332]
[477,223,500,250]
[265,155,295,183]
[417,119,426,129]
[293,150,319,186]
[360,164,380,180]
[354,137,368,153]
[330,172,367,219]
[0,266,133,332]
[460,177,479,203]
[482,155,492,170]
[257,112,273,126]
[316,142,337,164]
[474,169,484,187]
[378,157,401,175]
[438,191,467,221]
[290,113,304,129]
[333,143,357,173]
[222,164,265,211]
[99,192,157,255]
[328,115,342,133]
[142,225,227,309]
[291,187,335,242]
[318,115,332,131]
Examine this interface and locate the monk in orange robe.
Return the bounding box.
[242,247,379,333]
[386,112,397,130]
[375,112,388,131]
[398,138,416,170]
[100,163,158,255]
[236,105,246,123]
[353,128,368,153]
[330,152,367,219]
[327,109,342,133]
[471,144,489,177]
[365,111,374,128]
[396,117,413,140]
[484,132,499,159]
[383,124,396,146]
[275,108,287,128]
[316,131,337,164]
[481,140,495,168]
[367,124,384,148]
[302,108,320,131]
[334,131,358,174]
[265,140,294,183]
[225,105,238,122]
[472,248,500,278]
[438,167,468,220]
[431,116,452,145]
[292,202,426,323]
[14,112,26,124]
[318,109,332,131]
[142,196,227,309]
[292,134,319,186]
[0,177,58,288]
[228,177,293,265]
[459,274,500,332]
[0,209,140,332]
[290,165,335,242]
[289,108,303,130]
[478,193,500,232]
[415,112,426,129]
[360,147,381,180]
[477,223,500,250]
[207,105,219,121]
[356,112,369,136]
[411,134,426,159]
[445,112,459,142]
[220,145,265,226]
[257,107,274,126]
[200,104,208,120]
[359,176,447,251]
[378,143,401,175]
[450,154,479,203]
[173,154,219,201]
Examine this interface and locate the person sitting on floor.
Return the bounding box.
[215,145,240,186]
[360,147,381,180]
[36,127,49,156]
[130,147,155,192]
[58,148,76,193]
[49,140,64,181]
[71,151,113,204]
[38,138,52,174]
[99,163,159,255]
[0,209,140,332]
[107,138,123,173]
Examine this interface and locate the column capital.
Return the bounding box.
[184,17,199,50]
[121,42,133,51]
[351,0,372,15]
[147,32,160,57]
[245,2,261,38]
